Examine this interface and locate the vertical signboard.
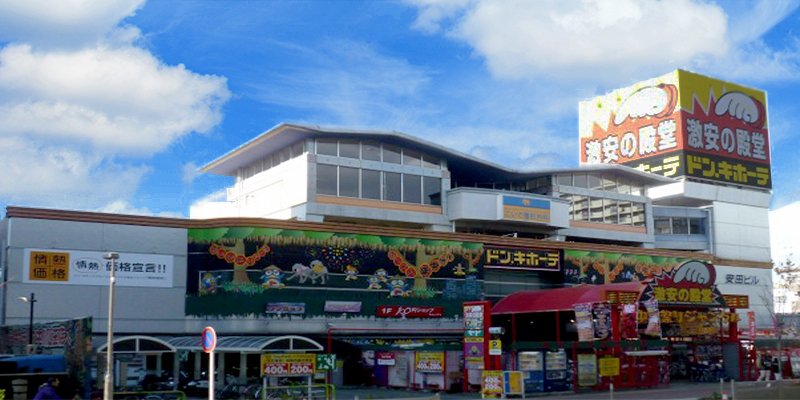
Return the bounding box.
[579,69,771,189]
[463,301,491,370]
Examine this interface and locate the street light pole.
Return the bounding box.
[103,252,119,400]
[17,293,37,352]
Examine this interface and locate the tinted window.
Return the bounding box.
[403,174,422,203]
[632,203,645,226]
[655,218,671,234]
[291,141,304,158]
[422,155,440,169]
[339,140,360,159]
[403,149,422,166]
[630,182,644,196]
[317,139,337,156]
[602,176,616,191]
[423,176,441,205]
[316,164,337,195]
[339,166,359,198]
[556,174,572,186]
[590,198,604,222]
[672,217,689,234]
[362,169,381,200]
[588,174,603,190]
[618,202,632,225]
[689,218,705,234]
[384,172,401,201]
[603,199,618,224]
[362,141,381,161]
[573,174,588,188]
[573,196,588,221]
[383,144,401,164]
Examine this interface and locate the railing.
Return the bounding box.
[112,390,186,400]
[261,383,334,400]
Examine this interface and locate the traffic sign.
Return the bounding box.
[201,326,217,353]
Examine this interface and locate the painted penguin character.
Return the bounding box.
[374,268,389,283]
[200,272,218,294]
[367,275,382,290]
[260,265,285,289]
[388,277,407,297]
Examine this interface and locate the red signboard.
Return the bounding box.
[376,305,444,318]
[376,352,396,366]
[748,311,756,338]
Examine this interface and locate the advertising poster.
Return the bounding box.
[574,303,594,341]
[598,357,620,377]
[644,299,662,338]
[577,354,598,387]
[593,303,611,340]
[261,354,316,376]
[414,352,444,373]
[481,370,504,397]
[503,371,524,395]
[518,352,543,371]
[464,337,485,369]
[621,303,639,339]
[376,352,396,366]
[545,351,567,371]
[24,248,174,287]
[748,311,757,338]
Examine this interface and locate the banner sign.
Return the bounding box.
[579,69,771,189]
[261,354,316,376]
[606,291,640,304]
[722,294,750,309]
[748,311,756,338]
[593,303,612,340]
[644,260,726,307]
[24,248,173,287]
[414,352,444,373]
[621,303,639,339]
[598,357,620,377]
[324,301,362,313]
[464,301,490,370]
[644,299,662,338]
[484,247,561,271]
[265,302,305,315]
[377,305,443,318]
[504,371,524,395]
[464,338,485,370]
[577,354,598,386]
[376,352,396,366]
[574,303,595,342]
[502,196,550,223]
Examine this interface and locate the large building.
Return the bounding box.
[0,69,775,390]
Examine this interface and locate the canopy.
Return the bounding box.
[166,335,323,353]
[492,282,645,315]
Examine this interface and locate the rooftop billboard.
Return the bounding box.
[579,70,771,189]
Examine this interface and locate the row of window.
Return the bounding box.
[316,164,442,205]
[654,217,706,235]
[553,173,645,196]
[561,194,646,226]
[238,141,306,181]
[315,139,441,168]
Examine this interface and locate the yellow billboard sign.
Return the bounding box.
[28,251,70,282]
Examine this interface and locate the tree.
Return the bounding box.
[765,253,800,378]
[209,239,271,284]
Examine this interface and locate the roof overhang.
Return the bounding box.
[492,282,646,315]
[166,335,324,353]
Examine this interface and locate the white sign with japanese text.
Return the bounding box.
[23,248,174,288]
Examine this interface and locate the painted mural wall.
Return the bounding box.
[187,227,484,318]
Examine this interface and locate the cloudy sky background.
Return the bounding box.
[0,0,798,264]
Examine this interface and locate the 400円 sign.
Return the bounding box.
[260,353,316,376]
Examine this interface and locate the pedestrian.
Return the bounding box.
[33,377,62,400]
[757,354,772,381]
[772,357,782,380]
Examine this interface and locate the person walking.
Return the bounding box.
[757,354,772,381]
[772,357,782,380]
[33,377,62,400]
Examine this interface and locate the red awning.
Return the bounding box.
[492,282,646,315]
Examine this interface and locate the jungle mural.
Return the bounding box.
[187,227,484,318]
[563,250,691,285]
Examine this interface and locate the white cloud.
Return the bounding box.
[0,0,231,211]
[770,201,800,263]
[410,0,729,82]
[182,162,201,185]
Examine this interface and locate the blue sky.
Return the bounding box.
[0,0,799,260]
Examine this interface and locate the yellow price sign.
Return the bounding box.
[489,340,502,355]
[598,357,620,377]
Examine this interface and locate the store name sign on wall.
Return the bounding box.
[484,247,561,271]
[24,248,174,288]
[376,305,444,318]
[501,196,550,224]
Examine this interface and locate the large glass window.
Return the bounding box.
[339,166,359,198]
[403,174,422,203]
[316,164,337,195]
[384,172,401,201]
[278,147,291,163]
[672,217,689,234]
[422,155,440,169]
[423,176,441,205]
[655,218,671,234]
[618,202,632,225]
[603,199,618,224]
[556,174,572,186]
[362,169,381,200]
[383,144,402,164]
[339,140,360,159]
[590,198,604,222]
[689,218,705,234]
[602,176,616,192]
[630,182,644,196]
[588,174,603,190]
[317,139,337,156]
[573,174,588,188]
[632,203,645,226]
[573,196,588,221]
[291,141,304,158]
[362,141,381,161]
[403,149,422,167]
[617,179,630,195]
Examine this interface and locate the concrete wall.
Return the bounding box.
[4,218,187,334]
[712,202,771,262]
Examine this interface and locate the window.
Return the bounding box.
[278,147,291,163]
[573,174,588,188]
[603,199,618,224]
[618,202,632,225]
[590,198,604,222]
[588,174,603,190]
[631,203,645,226]
[338,167,359,198]
[672,217,689,234]
[403,174,422,203]
[556,174,572,186]
[362,169,381,200]
[617,179,630,195]
[422,155,440,169]
[316,164,337,195]
[383,144,401,164]
[317,139,337,156]
[655,218,671,234]
[573,196,588,221]
[362,141,381,161]
[339,140,360,159]
[423,176,441,205]
[384,172,401,201]
[602,176,616,192]
[630,182,644,196]
[403,149,422,166]
[689,218,705,234]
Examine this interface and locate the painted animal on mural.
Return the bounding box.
[286,260,328,284]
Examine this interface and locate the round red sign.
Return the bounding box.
[201,326,217,353]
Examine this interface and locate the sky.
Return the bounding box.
[0,0,799,263]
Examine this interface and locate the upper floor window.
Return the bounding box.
[654,217,706,235]
[555,173,645,196]
[562,194,644,227]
